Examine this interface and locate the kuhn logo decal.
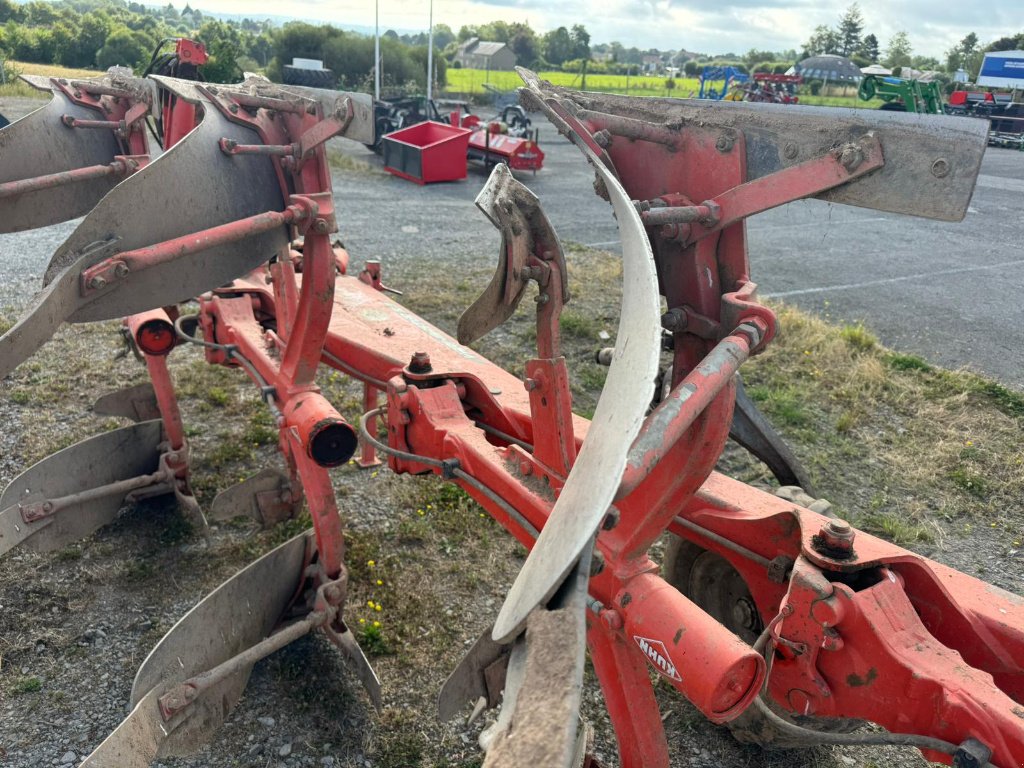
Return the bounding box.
[634,635,682,681]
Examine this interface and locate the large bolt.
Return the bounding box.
[408,351,432,374]
[716,134,735,153]
[839,145,863,172]
[931,158,950,178]
[88,275,107,291]
[661,307,688,333]
[814,518,855,559]
[113,262,130,279]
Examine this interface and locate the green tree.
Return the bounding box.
[987,32,1024,52]
[837,3,863,56]
[946,32,982,78]
[60,11,111,68]
[543,26,574,66]
[570,24,590,61]
[509,29,539,68]
[859,33,879,62]
[803,25,839,56]
[883,31,913,69]
[96,26,150,70]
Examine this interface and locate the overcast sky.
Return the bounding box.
[193,0,1020,59]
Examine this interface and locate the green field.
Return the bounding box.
[445,67,871,108]
[446,68,702,97]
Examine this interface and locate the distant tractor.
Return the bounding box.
[858,74,942,114]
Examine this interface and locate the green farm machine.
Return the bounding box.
[858,74,943,114]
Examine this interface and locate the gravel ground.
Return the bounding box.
[0,93,1019,768]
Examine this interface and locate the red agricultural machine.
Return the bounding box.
[0,46,1019,768]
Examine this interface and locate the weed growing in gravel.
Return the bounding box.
[9,676,42,695]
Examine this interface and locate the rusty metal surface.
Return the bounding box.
[438,626,511,721]
[491,72,662,644]
[483,542,592,767]
[458,164,568,346]
[0,420,164,556]
[126,531,309,757]
[0,91,123,233]
[150,74,375,145]
[209,467,299,527]
[43,99,286,320]
[523,78,988,222]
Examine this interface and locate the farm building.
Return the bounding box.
[455,39,517,70]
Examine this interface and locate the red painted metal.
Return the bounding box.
[80,203,309,295]
[382,121,472,184]
[467,130,545,172]
[0,156,143,200]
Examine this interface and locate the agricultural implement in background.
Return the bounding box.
[858,74,943,114]
[946,89,1024,150]
[696,65,749,100]
[738,74,802,104]
[372,95,544,176]
[0,52,1020,768]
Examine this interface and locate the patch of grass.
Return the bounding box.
[885,352,933,372]
[206,386,231,407]
[242,422,278,446]
[9,389,31,404]
[121,559,157,583]
[560,309,598,339]
[357,620,392,656]
[839,323,877,352]
[746,384,810,428]
[9,676,42,695]
[55,545,83,562]
[371,708,427,768]
[205,438,254,468]
[858,513,934,544]
[327,149,384,176]
[737,300,1023,545]
[948,468,989,498]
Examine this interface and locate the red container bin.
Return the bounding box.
[382,121,472,184]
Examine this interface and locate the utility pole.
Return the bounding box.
[374,0,380,100]
[426,0,434,104]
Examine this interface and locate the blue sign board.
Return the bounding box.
[978,52,1024,88]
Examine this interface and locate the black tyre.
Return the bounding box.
[365,118,390,154]
[0,112,9,130]
[878,101,906,112]
[282,65,336,89]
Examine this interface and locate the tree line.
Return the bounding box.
[2,0,1021,93]
[801,2,1023,79]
